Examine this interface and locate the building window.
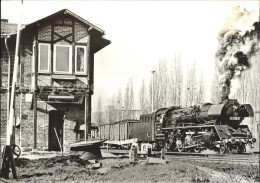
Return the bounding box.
[54,45,72,74]
[75,45,86,74]
[38,43,51,73]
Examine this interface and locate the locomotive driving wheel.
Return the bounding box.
[177,148,184,152]
[194,147,201,153]
[176,139,184,152]
[194,141,202,153]
[219,145,226,154]
[232,145,244,154]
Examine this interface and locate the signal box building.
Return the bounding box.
[0,9,110,151]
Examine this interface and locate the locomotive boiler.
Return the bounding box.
[154,99,256,153]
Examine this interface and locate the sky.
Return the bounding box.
[1,0,259,111]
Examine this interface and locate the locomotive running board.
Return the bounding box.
[104,138,138,145]
[162,125,216,130]
[182,144,199,149]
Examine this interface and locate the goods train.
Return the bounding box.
[99,99,257,154]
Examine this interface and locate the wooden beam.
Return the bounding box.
[53,32,72,44]
[83,34,92,141]
[84,93,91,141]
[72,19,75,42]
[84,95,87,141]
[33,39,38,149]
[87,94,91,139]
[72,42,75,75]
[51,22,54,74]
[86,35,91,79]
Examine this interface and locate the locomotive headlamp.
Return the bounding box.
[252,138,256,143]
[233,106,239,116]
[231,137,236,144]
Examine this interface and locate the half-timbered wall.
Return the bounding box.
[1,13,96,151]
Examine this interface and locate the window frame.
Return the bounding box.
[53,44,72,74]
[38,43,51,73]
[75,45,87,75]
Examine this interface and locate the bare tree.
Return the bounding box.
[210,65,221,104]
[167,55,183,107]
[196,72,205,104]
[236,56,260,112]
[129,79,134,118]
[185,60,197,107]
[124,78,135,119]
[96,96,103,125]
[139,79,146,112]
[110,92,116,107]
[175,55,183,106]
[151,60,168,111]
[115,87,123,120]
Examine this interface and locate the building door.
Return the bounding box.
[49,110,64,151]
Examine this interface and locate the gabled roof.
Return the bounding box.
[1,9,110,53]
[26,9,105,34]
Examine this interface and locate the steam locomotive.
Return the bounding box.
[99,99,257,154]
[152,99,256,153]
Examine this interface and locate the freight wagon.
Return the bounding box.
[98,114,158,150]
[99,120,140,147]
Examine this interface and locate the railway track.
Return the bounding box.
[168,155,259,165]
[101,149,260,165]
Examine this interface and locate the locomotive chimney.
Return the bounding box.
[221,85,229,102]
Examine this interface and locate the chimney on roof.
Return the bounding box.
[1,19,9,23]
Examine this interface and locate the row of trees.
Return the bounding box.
[138,57,206,113]
[96,55,209,125]
[96,54,259,125]
[95,79,135,124]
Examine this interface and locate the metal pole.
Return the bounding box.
[4,37,11,122]
[6,0,23,146]
[151,71,155,113]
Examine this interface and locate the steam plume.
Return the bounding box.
[216,5,260,99]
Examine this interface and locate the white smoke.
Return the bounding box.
[229,78,240,99]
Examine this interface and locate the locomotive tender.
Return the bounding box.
[99,99,256,154]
